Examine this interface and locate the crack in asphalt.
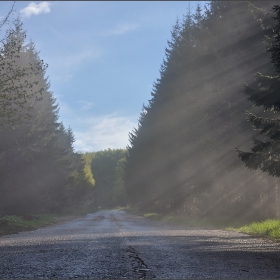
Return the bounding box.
[126,245,155,279]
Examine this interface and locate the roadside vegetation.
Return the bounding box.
[0,204,98,237]
[0,214,55,237]
[126,206,280,242]
[112,205,245,229]
[126,209,248,229]
[124,207,280,242]
[228,219,280,242]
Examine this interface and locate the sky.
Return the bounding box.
[0,1,205,152]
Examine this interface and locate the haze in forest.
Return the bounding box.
[1,1,280,227]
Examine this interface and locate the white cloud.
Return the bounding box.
[60,74,73,82]
[44,48,102,85]
[100,23,138,36]
[73,113,137,152]
[78,100,95,111]
[112,23,138,35]
[20,2,52,18]
[48,48,102,83]
[58,49,102,69]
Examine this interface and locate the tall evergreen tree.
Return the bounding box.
[237,5,280,177]
[0,19,44,127]
[0,19,92,215]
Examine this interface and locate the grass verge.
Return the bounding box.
[123,206,259,230]
[227,219,280,242]
[143,214,247,229]
[124,207,280,242]
[0,214,55,237]
[0,205,98,237]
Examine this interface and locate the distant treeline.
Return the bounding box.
[84,149,128,209]
[124,1,280,222]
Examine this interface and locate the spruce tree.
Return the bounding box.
[0,19,45,127]
[0,19,91,214]
[237,5,280,177]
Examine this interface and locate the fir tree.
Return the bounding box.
[237,5,280,177]
[0,19,91,214]
[0,19,45,127]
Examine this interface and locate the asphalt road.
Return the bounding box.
[0,210,280,279]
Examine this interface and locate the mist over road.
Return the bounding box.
[1,210,280,279]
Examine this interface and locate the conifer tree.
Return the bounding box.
[237,5,280,177]
[0,19,45,127]
[0,19,91,214]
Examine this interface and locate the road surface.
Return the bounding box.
[0,210,280,279]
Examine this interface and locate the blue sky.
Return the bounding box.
[0,1,205,152]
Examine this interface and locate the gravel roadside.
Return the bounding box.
[0,210,280,279]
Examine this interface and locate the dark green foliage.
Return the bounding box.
[268,6,280,72]
[90,149,128,208]
[237,5,280,178]
[114,157,128,207]
[125,1,280,220]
